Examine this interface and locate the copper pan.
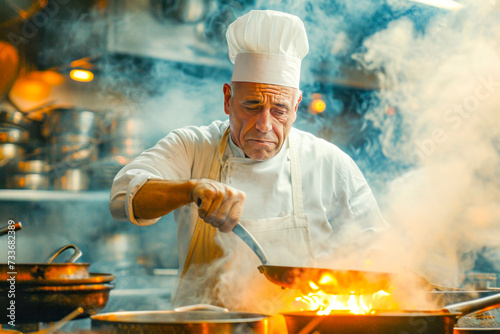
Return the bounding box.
[233,224,392,295]
[233,224,453,295]
[0,244,90,282]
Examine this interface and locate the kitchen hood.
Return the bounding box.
[36,0,245,70]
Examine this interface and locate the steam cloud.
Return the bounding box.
[352,0,500,289]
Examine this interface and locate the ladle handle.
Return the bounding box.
[232,224,268,265]
[444,292,500,316]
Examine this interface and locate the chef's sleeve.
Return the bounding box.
[109,131,193,225]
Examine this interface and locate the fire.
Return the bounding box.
[296,274,399,315]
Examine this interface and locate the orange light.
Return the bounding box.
[311,99,326,113]
[70,69,94,82]
[309,93,327,114]
[39,71,65,86]
[10,77,51,101]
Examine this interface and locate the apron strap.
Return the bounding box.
[180,127,230,278]
[289,131,304,216]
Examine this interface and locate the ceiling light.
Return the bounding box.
[69,69,94,82]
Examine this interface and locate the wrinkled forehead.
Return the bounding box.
[232,82,298,103]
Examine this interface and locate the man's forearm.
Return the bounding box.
[132,179,196,219]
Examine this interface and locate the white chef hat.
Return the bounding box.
[226,10,309,89]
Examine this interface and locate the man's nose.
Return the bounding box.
[255,108,272,133]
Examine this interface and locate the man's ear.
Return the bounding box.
[223,83,232,115]
[294,93,302,112]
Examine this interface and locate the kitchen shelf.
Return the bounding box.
[0,189,110,202]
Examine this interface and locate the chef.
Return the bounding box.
[110,10,388,310]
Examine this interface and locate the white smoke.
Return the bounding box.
[353,0,500,288]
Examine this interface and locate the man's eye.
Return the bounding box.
[245,106,259,110]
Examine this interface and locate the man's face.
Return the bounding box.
[223,82,301,161]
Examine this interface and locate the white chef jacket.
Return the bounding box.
[109,120,388,275]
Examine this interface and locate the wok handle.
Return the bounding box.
[232,224,268,265]
[444,292,500,316]
[46,244,83,263]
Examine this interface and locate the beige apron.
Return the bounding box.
[173,128,314,308]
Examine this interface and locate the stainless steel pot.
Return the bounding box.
[6,172,50,190]
[91,305,269,334]
[53,168,90,191]
[14,159,50,173]
[0,125,29,144]
[0,109,36,130]
[6,159,51,190]
[42,108,100,139]
[0,143,24,162]
[43,141,99,167]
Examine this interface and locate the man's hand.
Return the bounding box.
[191,179,246,233]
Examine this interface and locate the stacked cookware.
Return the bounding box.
[89,116,146,190]
[0,107,40,189]
[40,108,101,191]
[0,106,104,191]
[0,104,148,191]
[0,243,114,327]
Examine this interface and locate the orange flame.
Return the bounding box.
[296,274,399,315]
